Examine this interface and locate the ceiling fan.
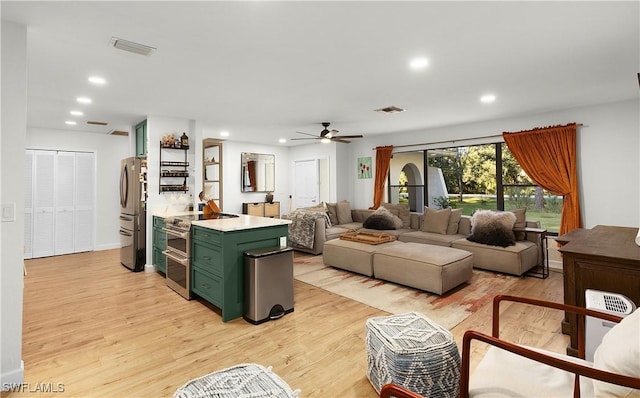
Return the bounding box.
[292,122,363,143]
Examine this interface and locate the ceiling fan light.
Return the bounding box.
[320,138,331,144]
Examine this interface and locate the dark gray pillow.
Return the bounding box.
[363,214,397,230]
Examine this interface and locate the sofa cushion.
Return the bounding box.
[324,202,339,226]
[381,202,411,228]
[593,307,640,397]
[511,207,527,240]
[422,207,451,234]
[468,210,516,247]
[399,230,466,247]
[363,207,403,230]
[336,200,353,224]
[446,208,463,235]
[451,238,538,276]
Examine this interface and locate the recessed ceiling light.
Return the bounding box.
[409,57,429,69]
[220,131,229,137]
[76,97,92,104]
[88,76,106,85]
[70,110,83,116]
[480,94,496,104]
[279,138,286,143]
[65,121,77,125]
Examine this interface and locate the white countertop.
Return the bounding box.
[192,214,291,232]
[152,210,204,218]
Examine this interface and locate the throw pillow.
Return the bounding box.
[336,200,353,225]
[511,208,527,240]
[324,202,339,226]
[422,207,452,235]
[446,208,463,235]
[381,202,411,228]
[467,210,517,247]
[363,207,403,230]
[593,308,640,397]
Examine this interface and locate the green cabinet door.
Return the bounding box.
[152,216,166,273]
[135,120,147,157]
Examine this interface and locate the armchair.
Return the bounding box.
[380,295,640,398]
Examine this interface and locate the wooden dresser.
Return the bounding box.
[557,225,640,356]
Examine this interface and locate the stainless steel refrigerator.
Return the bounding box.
[119,157,146,271]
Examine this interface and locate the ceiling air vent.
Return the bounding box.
[374,105,406,114]
[110,37,156,56]
[108,129,129,136]
[86,121,108,126]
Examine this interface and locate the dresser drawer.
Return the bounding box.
[192,226,222,245]
[192,241,222,276]
[192,268,222,307]
[264,202,280,218]
[243,203,264,217]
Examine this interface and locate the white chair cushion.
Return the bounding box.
[593,308,640,398]
[469,345,595,398]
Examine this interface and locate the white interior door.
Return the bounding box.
[74,152,94,252]
[33,150,56,258]
[24,150,34,259]
[54,152,75,255]
[293,159,319,209]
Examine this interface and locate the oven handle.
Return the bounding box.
[163,228,190,239]
[163,250,189,266]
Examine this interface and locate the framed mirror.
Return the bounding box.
[241,152,275,192]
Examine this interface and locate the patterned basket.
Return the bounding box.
[366,312,461,397]
[174,363,300,398]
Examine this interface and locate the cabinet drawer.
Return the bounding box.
[153,227,167,248]
[153,247,166,273]
[192,268,222,307]
[193,226,222,245]
[264,202,280,217]
[192,242,222,276]
[153,216,166,228]
[244,203,264,217]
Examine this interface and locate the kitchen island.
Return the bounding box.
[191,215,291,322]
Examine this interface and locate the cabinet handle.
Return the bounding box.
[203,256,211,260]
[201,284,209,289]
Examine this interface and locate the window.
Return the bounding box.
[387,143,562,234]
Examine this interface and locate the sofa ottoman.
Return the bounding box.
[373,243,473,295]
[323,238,404,276]
[451,238,538,276]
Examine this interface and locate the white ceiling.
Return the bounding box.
[2,1,638,146]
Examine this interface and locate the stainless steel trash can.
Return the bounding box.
[244,246,294,325]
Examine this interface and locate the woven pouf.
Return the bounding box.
[173,363,300,398]
[366,312,461,397]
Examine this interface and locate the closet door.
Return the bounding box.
[74,152,94,252]
[54,152,75,255]
[32,151,56,258]
[24,150,34,259]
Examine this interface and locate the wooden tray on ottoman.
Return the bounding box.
[339,231,396,245]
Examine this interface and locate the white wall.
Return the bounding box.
[348,99,640,228]
[25,128,130,250]
[1,20,26,388]
[222,140,291,214]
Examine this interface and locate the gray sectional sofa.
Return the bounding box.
[288,204,544,277]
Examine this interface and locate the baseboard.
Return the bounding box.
[1,360,24,391]
[549,259,562,271]
[94,243,121,251]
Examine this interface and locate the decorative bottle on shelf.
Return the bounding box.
[180,133,189,148]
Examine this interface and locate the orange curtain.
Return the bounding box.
[247,160,257,191]
[502,123,582,235]
[370,146,394,209]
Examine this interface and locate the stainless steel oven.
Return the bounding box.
[164,218,192,300]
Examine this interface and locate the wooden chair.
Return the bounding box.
[380,295,640,398]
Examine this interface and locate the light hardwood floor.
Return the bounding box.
[6,249,567,397]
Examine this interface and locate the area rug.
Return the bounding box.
[293,253,520,330]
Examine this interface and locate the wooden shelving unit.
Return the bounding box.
[203,139,223,210]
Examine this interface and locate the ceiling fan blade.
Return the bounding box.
[334,134,363,139]
[296,131,320,138]
[331,138,351,143]
[290,137,321,140]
